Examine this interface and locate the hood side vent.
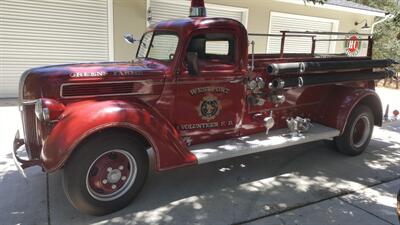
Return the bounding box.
[61,81,135,98]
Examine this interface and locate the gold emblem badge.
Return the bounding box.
[197,95,222,121]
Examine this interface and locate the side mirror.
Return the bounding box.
[123,33,138,44]
[187,52,199,76]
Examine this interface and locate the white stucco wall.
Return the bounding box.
[113,0,147,61]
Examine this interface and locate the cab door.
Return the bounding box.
[174,30,245,145]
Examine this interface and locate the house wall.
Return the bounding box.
[113,0,147,61]
[206,0,375,54]
[112,0,375,60]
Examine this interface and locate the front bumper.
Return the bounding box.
[13,130,41,177]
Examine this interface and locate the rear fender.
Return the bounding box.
[41,100,197,172]
[319,86,382,134]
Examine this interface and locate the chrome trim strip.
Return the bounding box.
[20,100,37,105]
[61,80,163,86]
[60,80,164,99]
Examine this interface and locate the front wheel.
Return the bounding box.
[335,105,374,156]
[62,132,148,216]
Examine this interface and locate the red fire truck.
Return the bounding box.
[13,0,398,215]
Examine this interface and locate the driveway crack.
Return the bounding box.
[235,176,400,224]
[338,197,395,225]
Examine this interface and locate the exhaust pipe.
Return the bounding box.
[190,0,207,17]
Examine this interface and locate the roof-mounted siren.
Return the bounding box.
[189,0,207,17]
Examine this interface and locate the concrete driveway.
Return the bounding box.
[1,88,400,225]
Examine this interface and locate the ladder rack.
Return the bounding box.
[248,31,374,58]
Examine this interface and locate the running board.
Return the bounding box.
[189,123,340,164]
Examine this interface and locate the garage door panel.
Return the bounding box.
[268,12,337,54]
[150,0,245,25]
[0,0,110,98]
[5,0,107,13]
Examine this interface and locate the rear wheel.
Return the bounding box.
[63,132,148,216]
[335,105,374,156]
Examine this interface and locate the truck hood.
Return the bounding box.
[21,60,169,100]
[27,60,168,78]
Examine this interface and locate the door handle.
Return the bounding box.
[230,78,243,84]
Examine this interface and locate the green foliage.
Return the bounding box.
[307,0,399,61]
[350,0,400,61]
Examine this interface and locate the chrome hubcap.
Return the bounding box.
[85,149,137,202]
[350,115,370,148]
[107,169,122,184]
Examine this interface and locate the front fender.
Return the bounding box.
[319,86,382,134]
[41,100,197,172]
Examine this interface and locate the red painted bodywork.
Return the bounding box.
[191,0,205,7]
[41,100,196,172]
[17,17,383,172]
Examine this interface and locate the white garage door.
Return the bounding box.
[0,0,111,98]
[267,12,338,54]
[149,0,247,26]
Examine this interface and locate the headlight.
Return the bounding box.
[35,99,50,121]
[34,98,65,121]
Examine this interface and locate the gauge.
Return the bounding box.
[248,80,258,90]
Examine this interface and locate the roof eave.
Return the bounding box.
[274,0,386,17]
[324,3,386,17]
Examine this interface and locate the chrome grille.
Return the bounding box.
[21,104,41,159]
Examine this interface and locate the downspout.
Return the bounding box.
[371,13,395,34]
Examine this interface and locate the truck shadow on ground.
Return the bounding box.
[0,153,47,225]
[47,124,400,225]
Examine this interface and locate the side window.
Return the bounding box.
[205,41,230,56]
[187,33,235,64]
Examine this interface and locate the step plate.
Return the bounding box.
[190,123,340,164]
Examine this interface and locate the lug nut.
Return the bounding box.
[118,165,124,170]
[102,179,107,184]
[121,176,127,181]
[112,185,117,190]
[107,167,112,172]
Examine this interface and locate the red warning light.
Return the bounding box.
[191,0,205,8]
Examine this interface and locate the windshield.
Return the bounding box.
[137,32,179,61]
